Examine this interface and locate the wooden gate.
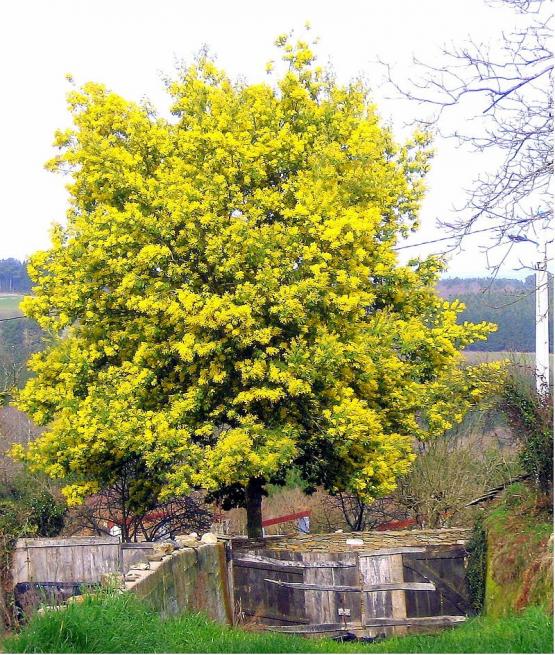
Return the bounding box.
[231,534,470,637]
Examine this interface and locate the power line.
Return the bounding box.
[393,223,511,251]
[0,316,26,322]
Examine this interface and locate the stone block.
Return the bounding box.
[175,534,200,549]
[201,532,218,544]
[151,542,174,559]
[129,561,150,571]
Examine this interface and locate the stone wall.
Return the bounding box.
[231,527,472,553]
[125,542,233,625]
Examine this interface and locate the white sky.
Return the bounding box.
[0,0,542,277]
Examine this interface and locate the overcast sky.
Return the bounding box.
[0,0,542,277]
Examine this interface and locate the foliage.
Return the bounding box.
[0,470,66,628]
[0,471,66,543]
[501,369,553,493]
[484,482,553,617]
[0,317,45,397]
[14,34,502,534]
[466,517,487,615]
[393,417,521,528]
[3,591,552,654]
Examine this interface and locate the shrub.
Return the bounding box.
[466,517,487,614]
[501,369,553,494]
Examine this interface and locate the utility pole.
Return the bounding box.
[535,248,550,394]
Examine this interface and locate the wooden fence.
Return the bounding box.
[230,530,471,637]
[12,537,154,585]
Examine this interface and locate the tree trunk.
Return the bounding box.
[245,478,264,539]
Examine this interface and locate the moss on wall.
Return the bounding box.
[484,483,553,618]
[128,543,232,624]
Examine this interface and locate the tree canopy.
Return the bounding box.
[14,36,502,536]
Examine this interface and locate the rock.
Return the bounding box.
[151,542,174,559]
[175,534,200,549]
[100,572,125,589]
[125,572,142,581]
[189,532,199,539]
[346,538,364,546]
[38,605,66,615]
[200,532,218,544]
[67,594,87,604]
[129,561,150,571]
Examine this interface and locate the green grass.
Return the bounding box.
[484,483,553,618]
[2,593,552,653]
[0,294,24,318]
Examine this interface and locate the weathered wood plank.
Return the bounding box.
[358,547,426,557]
[368,581,435,592]
[235,554,354,569]
[266,623,348,634]
[234,560,305,575]
[359,553,393,636]
[12,538,123,584]
[19,537,119,548]
[264,579,435,592]
[241,609,310,624]
[364,615,466,627]
[389,553,407,636]
[303,551,335,624]
[265,579,361,592]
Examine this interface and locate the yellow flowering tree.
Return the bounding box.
[14,36,502,537]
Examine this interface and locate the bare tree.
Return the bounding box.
[329,492,408,532]
[384,0,553,271]
[67,481,213,543]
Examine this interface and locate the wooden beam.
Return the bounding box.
[266,623,348,634]
[265,579,361,592]
[358,547,426,557]
[390,553,408,636]
[364,615,466,627]
[241,610,310,625]
[264,579,435,592]
[235,554,355,569]
[365,582,435,592]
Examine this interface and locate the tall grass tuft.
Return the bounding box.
[3,592,552,654]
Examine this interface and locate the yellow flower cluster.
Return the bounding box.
[14,36,502,508]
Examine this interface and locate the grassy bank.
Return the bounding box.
[484,483,553,617]
[0,294,23,318]
[2,593,552,654]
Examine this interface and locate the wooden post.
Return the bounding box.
[389,554,408,635]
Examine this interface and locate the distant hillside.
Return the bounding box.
[0,258,31,293]
[438,275,553,353]
[437,276,534,296]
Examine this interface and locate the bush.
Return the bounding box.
[501,369,553,494]
[0,471,66,628]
